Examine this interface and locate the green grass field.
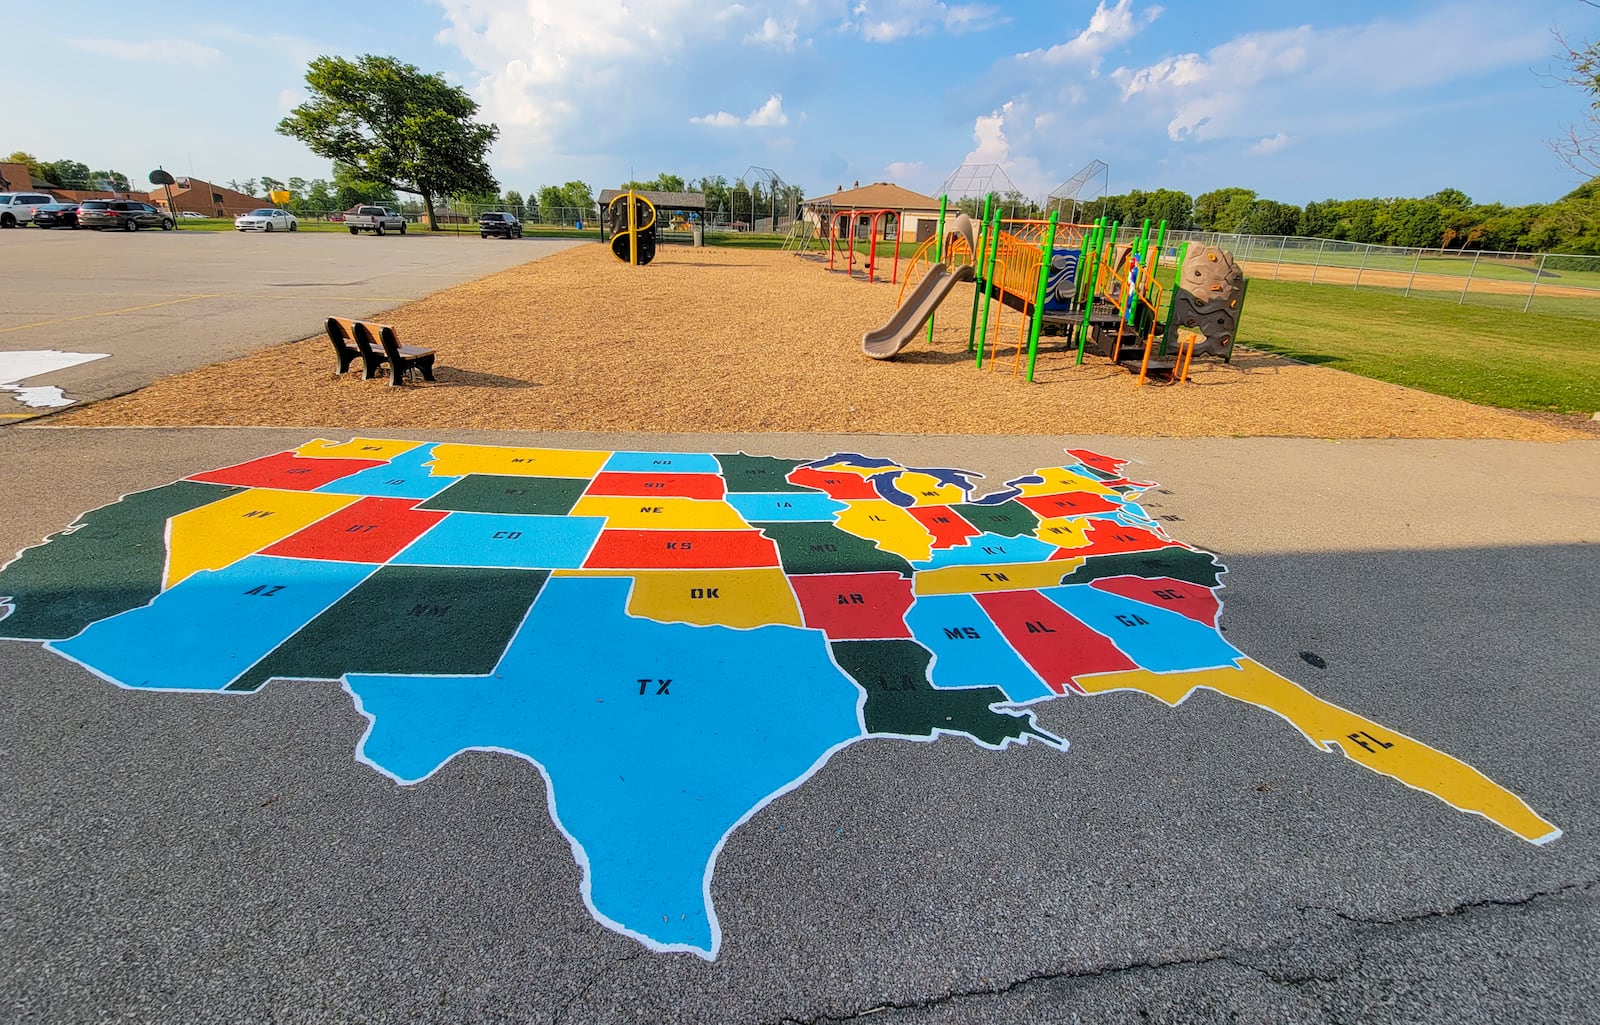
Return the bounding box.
[1240,280,1600,415]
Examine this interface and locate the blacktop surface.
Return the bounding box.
[0,229,580,415]
[3,426,1596,1025]
[1,239,1597,1023]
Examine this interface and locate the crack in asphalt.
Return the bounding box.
[764,878,1598,1025]
[550,951,642,1025]
[1315,876,1598,928]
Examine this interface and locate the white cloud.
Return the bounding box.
[1016,0,1160,70]
[276,88,305,113]
[1249,132,1291,155]
[850,0,1003,43]
[692,94,788,127]
[68,37,222,66]
[745,94,789,126]
[1111,7,1551,143]
[886,160,925,177]
[960,102,1051,197]
[744,16,797,49]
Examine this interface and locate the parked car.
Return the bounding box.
[235,208,299,232]
[479,211,523,239]
[344,205,406,235]
[178,211,207,219]
[0,191,57,227]
[31,203,82,229]
[77,200,175,231]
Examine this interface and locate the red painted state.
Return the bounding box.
[790,572,915,639]
[975,589,1137,693]
[1090,575,1222,627]
[1014,492,1122,519]
[1048,519,1182,560]
[585,471,727,500]
[1065,449,1127,475]
[786,466,881,500]
[583,529,781,569]
[905,506,981,549]
[188,451,385,491]
[261,497,446,563]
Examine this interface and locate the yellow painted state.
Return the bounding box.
[569,496,753,530]
[835,500,934,562]
[164,489,358,588]
[1034,517,1094,550]
[811,460,904,479]
[1075,659,1562,845]
[426,444,611,479]
[1015,467,1121,499]
[893,471,969,507]
[914,559,1084,596]
[296,437,423,461]
[559,568,802,629]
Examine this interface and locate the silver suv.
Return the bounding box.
[0,192,56,228]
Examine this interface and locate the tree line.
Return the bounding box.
[5,151,133,193]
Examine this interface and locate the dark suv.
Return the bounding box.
[79,200,175,231]
[479,211,523,239]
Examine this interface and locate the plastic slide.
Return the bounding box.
[861,263,976,360]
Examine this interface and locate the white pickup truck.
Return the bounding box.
[344,205,407,236]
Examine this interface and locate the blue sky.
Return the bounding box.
[10,0,1600,205]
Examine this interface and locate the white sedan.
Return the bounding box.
[235,208,298,232]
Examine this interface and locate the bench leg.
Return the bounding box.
[388,364,407,387]
[362,355,385,380]
[417,355,436,382]
[336,351,355,374]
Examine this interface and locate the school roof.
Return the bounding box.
[806,182,942,211]
[598,189,707,211]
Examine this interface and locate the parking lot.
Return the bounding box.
[0,229,583,419]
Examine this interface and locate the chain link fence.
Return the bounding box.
[1161,231,1600,319]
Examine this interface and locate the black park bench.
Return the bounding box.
[325,317,438,387]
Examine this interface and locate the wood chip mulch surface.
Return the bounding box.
[48,244,1589,440]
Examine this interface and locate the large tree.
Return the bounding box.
[1551,9,1600,176]
[277,54,498,229]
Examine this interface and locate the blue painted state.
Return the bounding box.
[392,512,605,569]
[725,492,847,522]
[903,594,1052,703]
[346,575,865,955]
[603,451,723,474]
[52,555,375,691]
[312,444,460,500]
[804,452,899,471]
[912,532,1058,569]
[1040,584,1242,673]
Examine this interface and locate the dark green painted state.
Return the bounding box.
[712,454,811,493]
[419,474,589,516]
[753,522,915,577]
[0,481,244,641]
[226,565,550,691]
[952,501,1040,538]
[1057,548,1225,589]
[831,639,1048,747]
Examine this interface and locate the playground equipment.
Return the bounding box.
[606,190,657,266]
[860,192,1248,384]
[828,208,900,284]
[862,207,978,359]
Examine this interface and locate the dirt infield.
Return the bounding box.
[47,244,1587,440]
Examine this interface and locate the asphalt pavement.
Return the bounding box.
[0,229,582,416]
[3,427,1596,1024]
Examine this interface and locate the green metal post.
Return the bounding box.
[1078,219,1118,364]
[966,193,993,353]
[976,205,1002,369]
[925,195,949,346]
[1024,211,1059,382]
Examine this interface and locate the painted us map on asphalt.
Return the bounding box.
[0,438,1561,958]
